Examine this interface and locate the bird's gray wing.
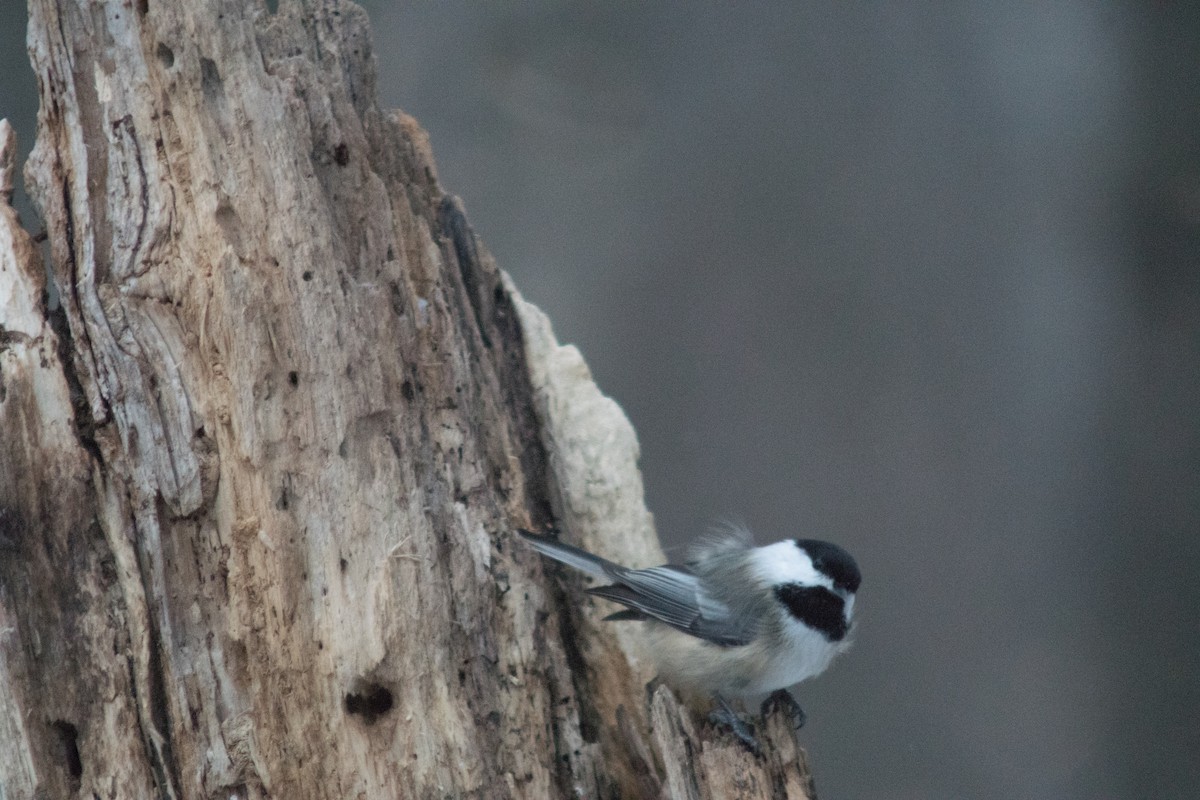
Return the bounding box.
[519,529,760,646]
[589,564,757,647]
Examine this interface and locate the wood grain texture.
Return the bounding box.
[0,2,817,797]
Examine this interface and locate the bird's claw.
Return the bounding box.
[760,689,807,730]
[709,696,762,755]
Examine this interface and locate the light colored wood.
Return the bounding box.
[0,2,817,797]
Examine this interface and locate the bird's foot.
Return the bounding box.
[709,695,761,755]
[760,689,806,730]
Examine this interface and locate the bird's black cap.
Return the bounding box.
[795,539,861,593]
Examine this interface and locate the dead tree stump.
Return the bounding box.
[0,2,816,797]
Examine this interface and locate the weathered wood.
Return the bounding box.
[0,2,817,797]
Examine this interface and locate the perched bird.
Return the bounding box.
[519,526,861,751]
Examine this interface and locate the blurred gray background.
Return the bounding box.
[3,3,1198,798]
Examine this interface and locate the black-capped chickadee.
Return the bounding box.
[519,526,861,752]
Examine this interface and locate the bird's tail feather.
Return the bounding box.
[518,529,614,581]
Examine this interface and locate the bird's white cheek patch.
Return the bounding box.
[750,541,830,588]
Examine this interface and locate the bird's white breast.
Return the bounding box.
[755,612,846,693]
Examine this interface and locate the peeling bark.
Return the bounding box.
[0,2,816,797]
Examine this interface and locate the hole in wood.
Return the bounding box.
[156,42,174,68]
[50,720,83,780]
[344,681,394,725]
